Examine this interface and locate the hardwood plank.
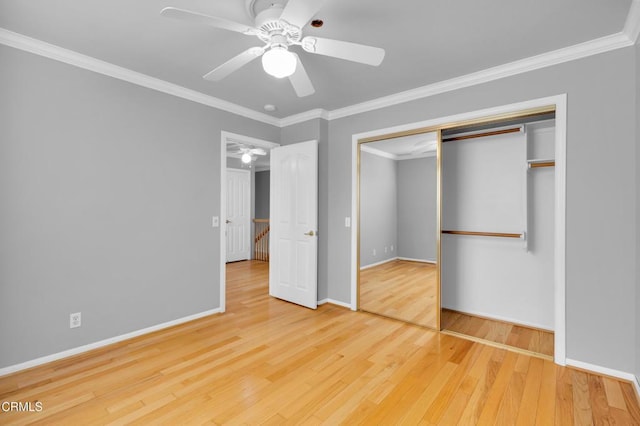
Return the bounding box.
[515,357,543,426]
[535,360,557,426]
[555,366,574,425]
[571,370,593,425]
[588,373,613,424]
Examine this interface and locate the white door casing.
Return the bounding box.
[269,140,318,309]
[226,168,251,262]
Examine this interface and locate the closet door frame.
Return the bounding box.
[350,94,567,365]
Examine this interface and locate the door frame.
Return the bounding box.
[220,131,279,312]
[350,94,567,365]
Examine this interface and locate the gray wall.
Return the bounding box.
[326,47,637,373]
[0,45,279,368]
[255,171,270,219]
[359,151,398,266]
[397,157,437,262]
[280,118,329,301]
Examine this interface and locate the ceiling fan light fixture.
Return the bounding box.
[241,153,252,163]
[262,46,297,78]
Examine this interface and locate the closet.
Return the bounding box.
[356,105,558,359]
[440,115,556,358]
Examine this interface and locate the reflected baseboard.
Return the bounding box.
[398,257,436,264]
[360,256,436,270]
[360,257,398,270]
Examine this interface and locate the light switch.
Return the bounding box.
[345,217,351,228]
[212,216,219,227]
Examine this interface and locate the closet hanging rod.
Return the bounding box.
[528,161,555,169]
[442,126,521,143]
[442,230,523,239]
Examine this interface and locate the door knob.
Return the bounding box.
[304,230,315,236]
[226,220,231,224]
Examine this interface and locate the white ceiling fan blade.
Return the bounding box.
[203,47,265,81]
[302,37,385,66]
[251,148,267,156]
[161,7,257,35]
[279,0,328,28]
[288,54,315,97]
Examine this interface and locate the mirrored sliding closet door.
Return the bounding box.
[358,132,440,329]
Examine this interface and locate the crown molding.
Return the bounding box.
[278,108,329,127]
[360,144,436,161]
[359,144,396,160]
[323,32,633,122]
[278,29,635,126]
[0,28,281,127]
[624,0,640,43]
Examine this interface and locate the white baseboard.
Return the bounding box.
[318,298,352,309]
[566,359,640,394]
[359,257,398,270]
[397,257,436,264]
[0,308,222,378]
[441,305,554,332]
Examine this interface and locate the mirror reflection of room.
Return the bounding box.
[359,132,438,328]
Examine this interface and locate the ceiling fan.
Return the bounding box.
[160,0,386,97]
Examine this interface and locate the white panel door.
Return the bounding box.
[226,168,251,262]
[269,140,318,309]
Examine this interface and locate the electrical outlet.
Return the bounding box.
[212,216,219,227]
[384,246,388,253]
[345,217,351,227]
[372,249,376,256]
[391,245,394,252]
[70,312,81,329]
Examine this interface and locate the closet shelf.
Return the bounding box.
[527,159,555,169]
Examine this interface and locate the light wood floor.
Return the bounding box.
[442,309,555,359]
[359,260,437,328]
[1,260,639,425]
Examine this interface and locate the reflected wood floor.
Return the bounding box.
[442,309,555,358]
[359,260,437,327]
[1,260,639,424]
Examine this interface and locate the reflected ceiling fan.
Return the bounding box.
[161,0,385,97]
[232,145,267,164]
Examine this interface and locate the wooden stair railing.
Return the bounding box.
[253,219,270,261]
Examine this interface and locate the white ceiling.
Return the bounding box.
[0,0,634,119]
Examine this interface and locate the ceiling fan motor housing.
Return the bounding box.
[254,3,301,45]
